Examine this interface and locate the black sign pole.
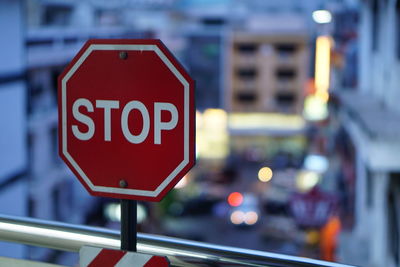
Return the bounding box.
[119,51,137,252]
[120,199,137,252]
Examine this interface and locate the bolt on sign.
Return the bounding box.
[58,39,195,202]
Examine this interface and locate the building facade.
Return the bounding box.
[224,15,310,163]
[226,30,308,114]
[333,0,400,266]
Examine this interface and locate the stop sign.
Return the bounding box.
[58,39,195,201]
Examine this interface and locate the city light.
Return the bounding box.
[315,35,332,97]
[104,203,147,223]
[196,110,203,128]
[304,35,332,121]
[304,154,329,173]
[315,90,330,103]
[303,94,329,121]
[104,203,121,222]
[203,109,228,128]
[229,113,305,132]
[227,192,244,207]
[296,170,320,192]
[312,10,332,24]
[244,211,259,225]
[230,210,259,225]
[258,166,273,182]
[196,108,229,159]
[305,230,320,245]
[230,210,246,225]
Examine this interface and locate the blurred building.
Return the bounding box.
[227,30,308,113]
[225,15,309,163]
[0,0,29,259]
[331,0,400,266]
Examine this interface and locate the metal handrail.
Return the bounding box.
[0,214,356,267]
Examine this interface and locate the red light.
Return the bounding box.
[228,192,243,207]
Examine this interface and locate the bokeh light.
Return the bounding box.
[244,211,259,225]
[312,10,332,24]
[296,170,320,192]
[258,167,273,182]
[227,192,244,207]
[230,210,245,225]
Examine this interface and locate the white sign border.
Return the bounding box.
[61,44,190,198]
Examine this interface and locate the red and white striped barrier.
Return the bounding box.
[80,246,169,267]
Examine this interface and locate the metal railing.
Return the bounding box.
[0,214,356,267]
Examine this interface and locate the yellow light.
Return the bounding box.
[230,211,245,225]
[203,108,227,129]
[244,211,259,225]
[315,36,332,95]
[305,230,320,245]
[296,170,320,192]
[229,113,305,131]
[196,110,203,128]
[303,94,328,121]
[315,90,330,103]
[196,109,229,159]
[258,167,273,182]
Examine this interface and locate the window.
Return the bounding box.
[236,68,257,79]
[275,92,296,106]
[276,68,296,80]
[43,5,72,26]
[275,43,297,58]
[235,91,257,103]
[202,17,225,26]
[236,43,258,54]
[371,0,380,52]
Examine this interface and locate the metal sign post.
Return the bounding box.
[120,199,137,252]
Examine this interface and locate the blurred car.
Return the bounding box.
[229,193,260,226]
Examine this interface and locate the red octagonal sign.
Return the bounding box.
[58,39,195,201]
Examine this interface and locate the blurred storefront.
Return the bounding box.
[228,112,306,162]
